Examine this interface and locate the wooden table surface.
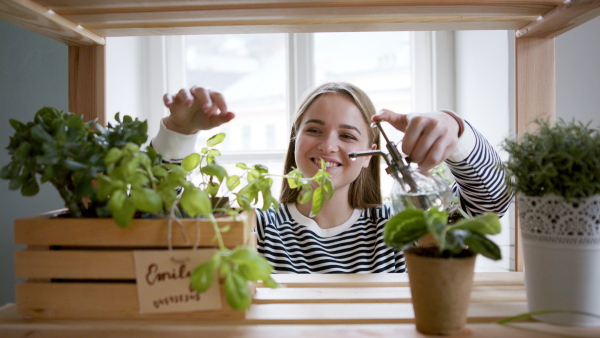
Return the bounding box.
[1,272,599,337]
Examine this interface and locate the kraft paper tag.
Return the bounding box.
[133,249,222,314]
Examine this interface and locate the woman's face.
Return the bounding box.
[294,93,375,195]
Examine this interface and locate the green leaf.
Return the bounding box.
[104,148,123,165]
[231,248,273,282]
[205,181,220,197]
[63,160,88,171]
[287,176,301,189]
[96,175,114,200]
[324,179,334,200]
[262,275,280,289]
[208,149,221,157]
[200,163,227,182]
[190,260,216,293]
[310,186,325,217]
[297,184,313,205]
[206,133,226,147]
[464,232,502,260]
[111,198,136,228]
[236,163,248,170]
[226,175,241,191]
[30,124,54,144]
[424,208,448,246]
[21,176,39,196]
[151,165,168,178]
[383,209,428,249]
[9,119,25,131]
[14,142,31,161]
[9,178,22,190]
[450,212,501,235]
[131,187,163,213]
[224,271,252,311]
[180,188,212,217]
[182,153,201,172]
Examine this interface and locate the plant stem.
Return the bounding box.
[209,214,226,251]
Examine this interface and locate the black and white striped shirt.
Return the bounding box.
[256,203,404,273]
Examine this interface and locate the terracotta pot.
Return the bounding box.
[404,246,476,336]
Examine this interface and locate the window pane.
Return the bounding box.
[314,31,412,202]
[314,31,411,114]
[185,34,288,153]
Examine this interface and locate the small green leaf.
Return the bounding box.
[236,163,248,170]
[383,209,428,249]
[226,175,241,191]
[287,176,301,189]
[464,232,502,260]
[310,186,325,217]
[14,142,31,161]
[190,260,216,293]
[324,179,334,200]
[180,188,212,217]
[204,181,219,197]
[297,184,313,205]
[104,148,123,165]
[262,275,280,289]
[206,133,226,147]
[151,165,168,178]
[63,160,88,171]
[224,271,252,311]
[9,119,25,131]
[131,187,163,213]
[111,198,136,228]
[208,148,221,157]
[21,177,39,196]
[200,163,227,182]
[450,212,501,235]
[182,153,201,172]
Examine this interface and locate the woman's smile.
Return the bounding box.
[294,93,374,192]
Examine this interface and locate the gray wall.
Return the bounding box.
[0,16,599,304]
[0,20,66,304]
[556,17,600,126]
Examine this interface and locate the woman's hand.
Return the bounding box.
[162,86,235,134]
[373,109,462,171]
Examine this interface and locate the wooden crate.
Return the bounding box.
[13,210,257,319]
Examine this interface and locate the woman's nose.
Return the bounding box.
[317,134,339,153]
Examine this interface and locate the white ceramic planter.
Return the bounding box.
[518,194,600,326]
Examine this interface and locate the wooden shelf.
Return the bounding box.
[2,1,599,46]
[3,273,600,336]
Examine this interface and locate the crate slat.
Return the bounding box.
[14,210,255,248]
[15,282,244,319]
[15,250,135,279]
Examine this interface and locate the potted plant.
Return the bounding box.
[383,207,502,335]
[1,107,332,316]
[502,119,600,326]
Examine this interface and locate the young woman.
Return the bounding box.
[152,82,511,273]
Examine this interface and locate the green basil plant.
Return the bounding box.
[1,107,334,311]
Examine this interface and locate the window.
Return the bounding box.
[106,31,514,272]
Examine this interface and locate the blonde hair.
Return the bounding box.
[279,82,382,208]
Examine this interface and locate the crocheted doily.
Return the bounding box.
[518,194,600,245]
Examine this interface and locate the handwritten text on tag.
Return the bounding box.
[133,249,221,314]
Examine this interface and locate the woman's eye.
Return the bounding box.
[342,134,357,140]
[306,128,320,133]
